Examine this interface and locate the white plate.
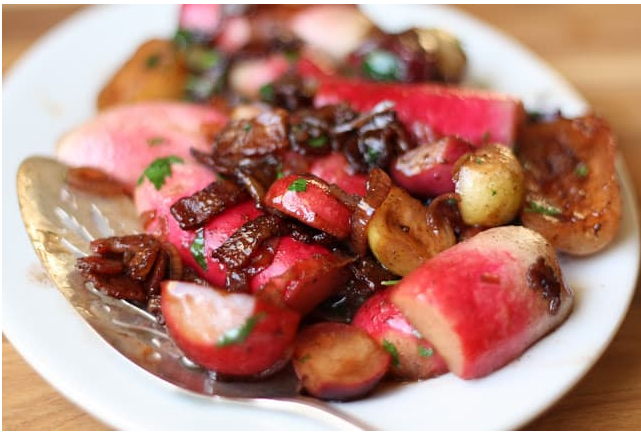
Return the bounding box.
[3,4,639,431]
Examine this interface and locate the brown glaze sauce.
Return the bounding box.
[526,256,562,315]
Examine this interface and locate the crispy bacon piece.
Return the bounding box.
[170,179,249,230]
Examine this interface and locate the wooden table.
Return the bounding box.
[3,4,640,431]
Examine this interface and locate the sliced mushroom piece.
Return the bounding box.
[367,186,456,276]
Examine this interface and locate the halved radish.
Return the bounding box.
[162,281,300,376]
[57,102,227,190]
[256,241,352,314]
[265,174,352,239]
[390,136,475,198]
[352,288,448,380]
[390,226,573,379]
[314,77,525,147]
[309,152,367,197]
[293,322,390,400]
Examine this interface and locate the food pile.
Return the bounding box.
[59,5,621,401]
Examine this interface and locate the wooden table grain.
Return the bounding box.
[3,4,640,431]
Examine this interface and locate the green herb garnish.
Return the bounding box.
[308,135,328,148]
[445,198,458,206]
[137,156,183,190]
[284,49,300,63]
[243,122,252,132]
[259,83,275,102]
[491,189,497,197]
[475,157,484,164]
[288,177,308,192]
[365,146,381,164]
[145,54,161,69]
[381,279,401,286]
[575,162,589,178]
[524,201,562,216]
[382,339,400,367]
[297,354,311,363]
[217,313,266,347]
[173,28,194,51]
[147,137,165,146]
[190,228,207,271]
[276,163,284,180]
[418,345,434,357]
[362,50,401,82]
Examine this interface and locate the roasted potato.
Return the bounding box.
[517,115,621,255]
[453,143,524,227]
[97,39,187,110]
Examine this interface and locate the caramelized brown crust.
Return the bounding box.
[97,39,188,110]
[517,115,621,255]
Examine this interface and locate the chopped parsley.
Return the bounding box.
[524,200,562,216]
[190,228,207,271]
[363,50,401,82]
[491,189,497,197]
[276,163,284,180]
[243,122,252,132]
[137,156,183,190]
[173,28,195,50]
[297,354,311,363]
[259,83,275,102]
[418,345,434,357]
[185,47,220,72]
[575,162,589,178]
[284,49,300,63]
[365,146,381,164]
[308,135,328,148]
[445,198,458,206]
[475,157,484,165]
[145,54,161,69]
[382,339,400,367]
[381,279,401,286]
[217,313,266,347]
[146,137,165,146]
[288,177,308,192]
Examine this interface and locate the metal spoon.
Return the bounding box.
[17,156,373,431]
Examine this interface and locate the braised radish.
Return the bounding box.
[352,288,448,380]
[293,322,390,400]
[57,102,227,190]
[265,174,353,239]
[391,226,573,379]
[518,115,621,255]
[162,281,300,377]
[391,136,474,198]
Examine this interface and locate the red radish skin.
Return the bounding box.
[134,162,217,216]
[249,236,330,292]
[215,16,251,53]
[265,175,352,239]
[255,242,351,314]
[161,281,300,376]
[57,102,227,189]
[352,288,448,380]
[229,54,292,98]
[391,137,475,198]
[148,201,262,287]
[293,323,390,401]
[309,152,368,197]
[314,78,525,147]
[289,5,373,60]
[390,226,573,379]
[179,4,223,36]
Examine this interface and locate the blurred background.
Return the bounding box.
[3,4,640,431]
